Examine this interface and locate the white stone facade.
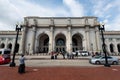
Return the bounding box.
[0,16,120,55]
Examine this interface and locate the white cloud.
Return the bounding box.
[0,22,14,30]
[107,15,120,30]
[11,0,69,17]
[92,0,120,31]
[104,4,113,11]
[105,1,120,31]
[0,0,23,30]
[0,0,69,30]
[93,0,111,18]
[0,0,120,31]
[63,0,84,17]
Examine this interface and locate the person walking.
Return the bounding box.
[18,54,26,73]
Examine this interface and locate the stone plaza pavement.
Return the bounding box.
[4,55,120,67]
[1,55,120,80]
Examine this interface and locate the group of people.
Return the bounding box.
[50,51,67,59]
[50,51,74,59]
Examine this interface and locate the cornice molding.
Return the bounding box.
[104,31,120,35]
[0,31,22,35]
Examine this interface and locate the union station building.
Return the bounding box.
[0,16,120,55]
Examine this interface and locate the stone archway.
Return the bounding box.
[38,33,49,53]
[0,43,5,48]
[117,44,120,53]
[7,43,12,50]
[110,43,114,53]
[55,33,66,52]
[72,33,83,52]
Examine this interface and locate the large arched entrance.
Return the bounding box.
[55,33,66,52]
[38,33,49,53]
[72,33,83,52]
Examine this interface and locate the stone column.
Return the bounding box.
[5,38,8,49]
[95,27,100,52]
[30,26,36,54]
[105,39,110,54]
[113,39,118,55]
[19,26,27,54]
[67,26,72,53]
[82,37,86,51]
[49,26,54,52]
[85,26,90,51]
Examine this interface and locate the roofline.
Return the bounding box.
[24,16,98,19]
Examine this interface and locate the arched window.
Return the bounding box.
[44,38,49,46]
[39,33,49,53]
[55,33,66,52]
[72,33,83,51]
[117,44,120,53]
[0,43,5,48]
[7,43,12,49]
[56,38,65,46]
[110,44,114,53]
[72,38,77,46]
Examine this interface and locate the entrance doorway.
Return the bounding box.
[72,33,83,52]
[55,33,66,52]
[39,33,49,53]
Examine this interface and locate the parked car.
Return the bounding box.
[81,51,89,56]
[0,49,11,64]
[72,50,89,56]
[89,56,119,65]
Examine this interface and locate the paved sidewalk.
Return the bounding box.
[14,55,92,60]
[14,55,94,67]
[1,55,120,80]
[14,55,120,60]
[0,66,120,80]
[4,55,119,67]
[19,59,101,67]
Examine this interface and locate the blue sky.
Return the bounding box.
[0,0,120,31]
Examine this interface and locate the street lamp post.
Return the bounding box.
[99,24,110,67]
[10,24,22,67]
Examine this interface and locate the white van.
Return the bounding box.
[72,50,89,56]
